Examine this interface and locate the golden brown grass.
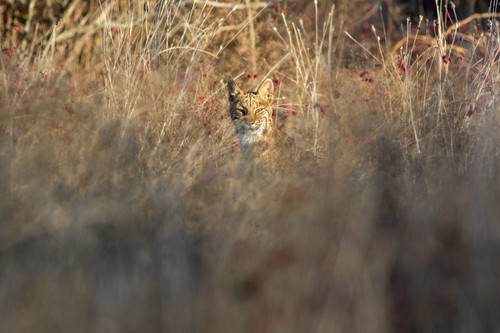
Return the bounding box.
[1,1,499,332]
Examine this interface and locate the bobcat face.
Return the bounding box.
[227,78,275,150]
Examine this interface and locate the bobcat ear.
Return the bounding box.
[227,79,243,102]
[257,78,274,103]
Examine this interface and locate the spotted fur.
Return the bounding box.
[227,78,279,152]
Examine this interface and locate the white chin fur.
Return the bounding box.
[237,126,267,150]
[238,131,261,148]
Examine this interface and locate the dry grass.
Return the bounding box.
[1,1,499,332]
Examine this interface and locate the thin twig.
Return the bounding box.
[188,0,269,10]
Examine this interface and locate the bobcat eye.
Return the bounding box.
[238,107,248,115]
[233,108,243,119]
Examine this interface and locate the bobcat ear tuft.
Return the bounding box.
[227,78,242,102]
[257,78,274,103]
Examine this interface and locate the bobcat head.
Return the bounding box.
[227,78,276,151]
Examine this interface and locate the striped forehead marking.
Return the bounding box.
[244,93,254,106]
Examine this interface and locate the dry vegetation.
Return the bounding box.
[1,0,499,332]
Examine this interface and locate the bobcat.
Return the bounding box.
[227,78,282,154]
